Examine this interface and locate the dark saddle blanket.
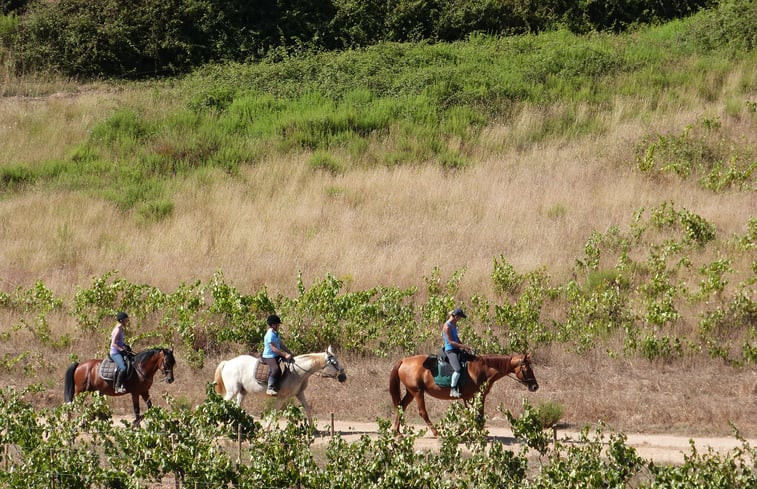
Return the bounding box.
[98,355,134,383]
[426,349,470,388]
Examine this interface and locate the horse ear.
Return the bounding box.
[327,345,334,355]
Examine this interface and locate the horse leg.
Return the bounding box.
[478,396,487,428]
[132,393,144,426]
[413,391,438,438]
[393,391,415,434]
[295,391,313,426]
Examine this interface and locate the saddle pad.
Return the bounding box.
[255,361,270,384]
[99,357,117,382]
[433,357,468,388]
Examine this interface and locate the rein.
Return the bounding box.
[484,355,531,386]
[133,349,172,382]
[507,372,528,385]
[289,353,343,378]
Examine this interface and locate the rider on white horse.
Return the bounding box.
[262,314,294,396]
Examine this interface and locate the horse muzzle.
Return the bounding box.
[528,383,539,392]
[337,372,347,383]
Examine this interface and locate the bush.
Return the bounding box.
[686,0,757,53]
[4,0,730,78]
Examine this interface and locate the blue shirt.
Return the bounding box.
[262,328,282,358]
[443,320,460,351]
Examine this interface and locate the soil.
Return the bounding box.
[310,420,755,465]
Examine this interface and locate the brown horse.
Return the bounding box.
[64,348,176,424]
[389,353,538,436]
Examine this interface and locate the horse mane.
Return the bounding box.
[477,354,514,372]
[134,348,167,364]
[294,351,327,368]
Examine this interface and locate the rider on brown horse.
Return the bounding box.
[110,312,132,393]
[442,308,474,398]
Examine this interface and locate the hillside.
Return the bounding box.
[0,1,755,441]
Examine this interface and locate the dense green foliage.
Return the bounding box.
[1,387,755,488]
[1,0,718,77]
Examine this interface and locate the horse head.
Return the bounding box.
[513,353,538,392]
[323,345,347,383]
[136,348,176,383]
[160,348,176,384]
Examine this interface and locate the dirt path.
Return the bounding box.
[111,413,754,465]
[311,420,755,465]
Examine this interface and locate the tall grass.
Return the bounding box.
[3,9,755,216]
[0,5,754,298]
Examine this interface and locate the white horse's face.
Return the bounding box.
[324,347,347,383]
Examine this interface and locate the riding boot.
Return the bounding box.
[450,371,461,398]
[266,377,278,396]
[114,370,126,393]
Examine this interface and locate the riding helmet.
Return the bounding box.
[116,311,129,321]
[451,308,467,318]
[267,314,282,326]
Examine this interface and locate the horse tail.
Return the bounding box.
[214,361,227,396]
[389,359,404,408]
[64,363,78,403]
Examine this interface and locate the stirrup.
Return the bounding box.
[115,385,126,393]
[450,387,461,398]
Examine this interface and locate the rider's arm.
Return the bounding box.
[270,343,293,359]
[443,324,469,351]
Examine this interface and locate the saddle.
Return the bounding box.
[98,354,134,383]
[428,348,470,388]
[254,358,290,385]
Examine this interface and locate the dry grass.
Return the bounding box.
[2,97,752,297]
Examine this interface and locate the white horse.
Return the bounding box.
[213,346,347,424]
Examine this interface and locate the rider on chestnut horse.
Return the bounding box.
[110,312,133,393]
[442,308,474,398]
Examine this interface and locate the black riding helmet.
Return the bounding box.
[266,314,281,326]
[116,311,129,322]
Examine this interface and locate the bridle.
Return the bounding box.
[507,357,535,387]
[321,353,345,379]
[288,352,346,382]
[159,349,175,382]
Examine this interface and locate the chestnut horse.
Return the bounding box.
[64,348,176,424]
[389,353,538,436]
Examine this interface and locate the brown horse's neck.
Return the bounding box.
[133,349,162,378]
[476,355,516,377]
